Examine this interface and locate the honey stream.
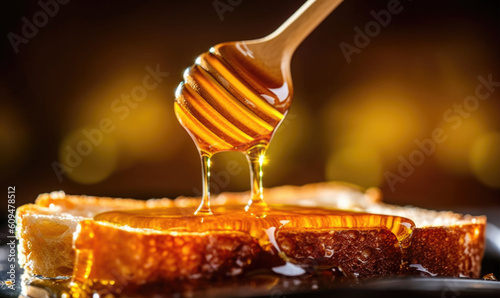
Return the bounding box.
[21,6,425,297]
[174,41,291,215]
[64,36,419,298]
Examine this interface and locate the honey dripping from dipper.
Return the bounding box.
[87,0,414,282]
[174,42,291,215]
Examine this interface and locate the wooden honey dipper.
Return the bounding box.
[174,0,344,215]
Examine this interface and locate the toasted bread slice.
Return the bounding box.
[16,182,486,290]
[16,191,174,277]
[16,183,366,278]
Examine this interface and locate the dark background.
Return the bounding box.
[0,0,499,226]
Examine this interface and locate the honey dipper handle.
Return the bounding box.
[263,0,344,58]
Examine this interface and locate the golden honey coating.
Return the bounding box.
[70,204,416,295]
[174,42,291,154]
[14,187,487,296]
[94,205,415,243]
[71,219,268,296]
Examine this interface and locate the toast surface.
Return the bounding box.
[16,182,486,291]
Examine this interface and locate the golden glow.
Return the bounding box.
[325,144,383,188]
[323,82,422,160]
[321,82,422,187]
[114,97,176,161]
[435,116,486,175]
[259,151,267,166]
[469,132,500,188]
[59,128,118,184]
[0,84,30,170]
[0,103,29,169]
[265,103,310,185]
[72,71,181,165]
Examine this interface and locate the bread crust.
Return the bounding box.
[405,224,485,277]
[16,183,486,284]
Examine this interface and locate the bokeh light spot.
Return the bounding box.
[469,132,500,188]
[0,102,29,170]
[325,144,383,188]
[72,71,181,166]
[113,97,177,161]
[265,102,311,185]
[59,128,118,184]
[323,83,422,160]
[435,116,486,175]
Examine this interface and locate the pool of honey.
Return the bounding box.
[93,205,414,243]
[58,205,415,297]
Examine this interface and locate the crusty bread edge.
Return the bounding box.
[16,182,486,278]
